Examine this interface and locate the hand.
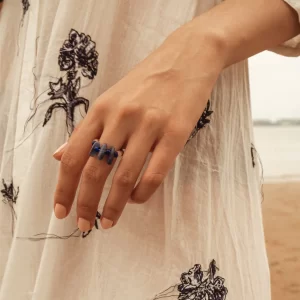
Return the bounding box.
[52,27,222,232]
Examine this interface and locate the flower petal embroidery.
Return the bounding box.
[153,260,228,300]
[26,28,99,135]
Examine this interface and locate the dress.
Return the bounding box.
[0,1,300,299]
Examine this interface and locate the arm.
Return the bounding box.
[165,0,300,69]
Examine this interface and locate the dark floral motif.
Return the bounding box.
[58,29,99,80]
[251,144,256,168]
[1,179,19,205]
[188,100,213,142]
[29,28,99,135]
[1,179,19,235]
[82,211,101,238]
[21,0,30,18]
[153,260,227,300]
[43,76,89,134]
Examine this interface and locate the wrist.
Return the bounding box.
[161,18,229,73]
[153,23,226,90]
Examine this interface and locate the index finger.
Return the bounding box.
[53,113,103,219]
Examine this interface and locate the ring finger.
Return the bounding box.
[100,128,156,229]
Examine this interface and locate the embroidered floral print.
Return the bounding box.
[251,144,256,168]
[1,179,19,234]
[43,29,99,134]
[21,0,30,19]
[188,100,213,142]
[58,29,98,80]
[26,29,99,135]
[153,260,228,300]
[1,179,19,206]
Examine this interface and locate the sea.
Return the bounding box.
[253,126,300,182]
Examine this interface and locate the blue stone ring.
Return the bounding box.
[89,141,124,165]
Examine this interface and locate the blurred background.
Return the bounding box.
[249,51,300,300]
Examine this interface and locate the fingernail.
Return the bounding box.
[78,218,91,232]
[53,142,67,158]
[54,203,67,219]
[101,217,113,229]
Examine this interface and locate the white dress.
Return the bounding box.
[0,1,299,299]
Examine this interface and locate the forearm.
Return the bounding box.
[166,0,300,70]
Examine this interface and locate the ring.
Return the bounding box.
[89,141,124,165]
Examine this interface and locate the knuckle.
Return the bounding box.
[94,96,110,113]
[143,109,168,128]
[104,206,122,219]
[82,164,103,183]
[54,185,67,202]
[143,172,164,188]
[77,203,94,215]
[60,151,78,173]
[114,169,135,188]
[117,103,143,120]
[165,121,191,139]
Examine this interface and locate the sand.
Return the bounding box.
[263,182,300,300]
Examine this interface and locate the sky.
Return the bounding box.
[249,51,300,121]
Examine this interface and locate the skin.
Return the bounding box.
[53,0,300,231]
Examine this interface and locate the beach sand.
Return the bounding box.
[263,182,300,300]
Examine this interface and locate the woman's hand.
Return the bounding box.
[52,28,223,232]
[53,0,300,232]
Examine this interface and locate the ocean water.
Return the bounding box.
[253,126,300,182]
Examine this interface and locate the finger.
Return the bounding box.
[53,107,104,219]
[130,129,186,204]
[53,142,68,161]
[53,124,82,161]
[75,106,141,230]
[100,130,155,229]
[76,134,127,231]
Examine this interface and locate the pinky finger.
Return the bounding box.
[130,135,184,204]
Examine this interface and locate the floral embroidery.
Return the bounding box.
[58,29,98,80]
[188,100,213,142]
[26,29,99,135]
[153,260,228,300]
[1,179,19,235]
[44,29,99,134]
[250,143,265,201]
[1,179,19,205]
[251,144,256,168]
[21,0,30,19]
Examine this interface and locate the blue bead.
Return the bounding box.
[98,143,107,160]
[107,147,116,165]
[90,141,101,157]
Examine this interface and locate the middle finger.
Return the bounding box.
[76,132,126,232]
